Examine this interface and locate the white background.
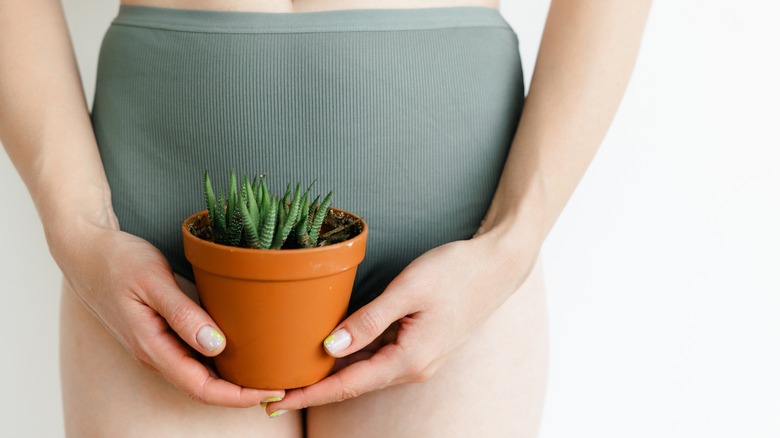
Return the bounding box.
[1,1,778,436]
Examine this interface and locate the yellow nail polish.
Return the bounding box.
[262,397,283,403]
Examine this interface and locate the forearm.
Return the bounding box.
[0,0,117,240]
[478,0,652,257]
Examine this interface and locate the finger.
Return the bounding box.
[143,274,227,357]
[322,291,409,358]
[266,346,398,416]
[144,329,285,407]
[330,321,400,372]
[267,344,407,413]
[330,350,373,373]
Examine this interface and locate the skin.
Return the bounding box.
[0,0,651,436]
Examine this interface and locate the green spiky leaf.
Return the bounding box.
[258,197,277,249]
[307,195,319,229]
[239,184,261,248]
[251,175,260,198]
[225,170,238,234]
[204,170,217,228]
[215,187,226,234]
[259,177,270,219]
[309,191,333,245]
[243,175,260,228]
[271,184,301,249]
[226,205,242,247]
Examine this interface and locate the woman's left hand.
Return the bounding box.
[264,231,538,415]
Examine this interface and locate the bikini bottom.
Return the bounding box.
[91,3,525,315]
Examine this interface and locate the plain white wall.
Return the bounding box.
[1,1,778,436]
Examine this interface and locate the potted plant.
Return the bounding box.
[181,170,367,390]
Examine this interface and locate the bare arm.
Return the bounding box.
[0,0,116,235]
[479,0,654,255]
[268,0,653,412]
[0,0,284,407]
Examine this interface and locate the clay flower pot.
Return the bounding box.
[181,208,367,390]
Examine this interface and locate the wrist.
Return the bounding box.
[38,184,119,255]
[472,179,548,266]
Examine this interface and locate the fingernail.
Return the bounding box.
[323,328,352,355]
[260,396,282,409]
[269,409,288,418]
[196,325,224,351]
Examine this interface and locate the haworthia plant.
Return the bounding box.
[203,170,333,249]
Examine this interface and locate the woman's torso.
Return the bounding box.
[119,0,500,13]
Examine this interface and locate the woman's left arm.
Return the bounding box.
[269,0,653,412]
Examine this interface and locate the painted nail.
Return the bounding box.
[269,409,288,418]
[323,328,352,355]
[261,396,283,409]
[196,325,224,351]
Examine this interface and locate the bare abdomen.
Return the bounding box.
[119,0,500,13]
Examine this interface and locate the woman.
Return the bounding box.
[0,0,651,436]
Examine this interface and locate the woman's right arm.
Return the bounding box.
[0,0,284,407]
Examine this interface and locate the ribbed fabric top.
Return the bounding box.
[112,4,514,34]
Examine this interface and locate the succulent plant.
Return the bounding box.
[203,170,333,249]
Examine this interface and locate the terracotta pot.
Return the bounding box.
[181,208,367,390]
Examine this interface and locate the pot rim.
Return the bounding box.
[181,207,367,255]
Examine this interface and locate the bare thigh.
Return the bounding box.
[59,274,303,438]
[307,257,549,438]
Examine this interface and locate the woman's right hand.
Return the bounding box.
[2,0,284,410]
[47,213,285,408]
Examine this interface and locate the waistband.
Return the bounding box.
[111,4,514,34]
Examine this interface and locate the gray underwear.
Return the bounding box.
[91,4,525,315]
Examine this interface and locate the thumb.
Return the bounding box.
[148,280,227,357]
[322,292,406,358]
